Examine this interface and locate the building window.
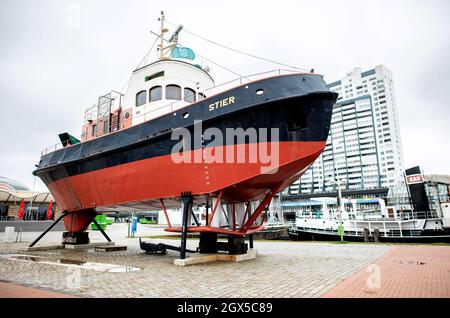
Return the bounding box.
[166,85,181,100]
[149,86,162,102]
[136,90,147,106]
[184,88,196,103]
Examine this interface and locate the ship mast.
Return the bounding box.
[157,11,183,60]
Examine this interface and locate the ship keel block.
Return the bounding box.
[62,232,90,245]
[199,233,218,253]
[62,208,97,245]
[199,233,248,255]
[174,246,257,266]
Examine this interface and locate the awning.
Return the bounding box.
[0,189,53,204]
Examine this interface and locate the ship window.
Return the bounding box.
[136,90,147,106]
[166,85,181,100]
[184,88,196,103]
[103,121,109,134]
[198,92,206,100]
[91,124,97,137]
[149,86,162,102]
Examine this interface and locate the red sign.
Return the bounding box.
[406,174,424,185]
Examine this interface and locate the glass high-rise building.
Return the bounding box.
[287,65,404,195]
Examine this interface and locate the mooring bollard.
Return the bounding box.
[363,228,370,243]
[373,228,380,243]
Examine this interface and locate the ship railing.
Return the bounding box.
[132,69,303,124]
[39,69,304,156]
[41,143,65,156]
[399,210,439,220]
[292,225,424,238]
[351,220,426,238]
[295,210,440,222]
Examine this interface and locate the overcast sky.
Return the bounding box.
[0,0,449,192]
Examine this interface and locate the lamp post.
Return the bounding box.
[327,172,346,243]
[336,177,344,243]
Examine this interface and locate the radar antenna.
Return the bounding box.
[157,11,183,60]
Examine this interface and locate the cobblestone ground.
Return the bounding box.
[0,224,390,298]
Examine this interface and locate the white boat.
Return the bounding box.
[288,197,450,243]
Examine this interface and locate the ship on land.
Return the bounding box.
[32,12,337,255]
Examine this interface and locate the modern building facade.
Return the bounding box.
[0,176,56,221]
[287,65,404,195]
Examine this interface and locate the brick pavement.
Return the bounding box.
[322,245,450,298]
[0,281,77,298]
[0,239,389,298]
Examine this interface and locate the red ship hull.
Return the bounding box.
[49,141,324,212]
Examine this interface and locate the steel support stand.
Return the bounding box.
[29,211,68,247]
[160,199,172,228]
[191,210,201,227]
[205,198,209,226]
[180,192,193,260]
[92,218,112,242]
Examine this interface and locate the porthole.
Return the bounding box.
[124,112,130,119]
[182,112,189,119]
[256,89,264,96]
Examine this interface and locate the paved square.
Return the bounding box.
[0,224,390,298]
[323,245,450,298]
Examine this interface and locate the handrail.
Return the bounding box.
[295,209,439,221]
[39,68,307,156]
[291,225,425,238]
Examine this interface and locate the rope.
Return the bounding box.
[181,45,244,78]
[120,35,159,94]
[136,35,159,70]
[150,30,245,78]
[166,19,312,72]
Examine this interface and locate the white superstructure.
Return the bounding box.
[124,59,214,125]
[79,11,215,142]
